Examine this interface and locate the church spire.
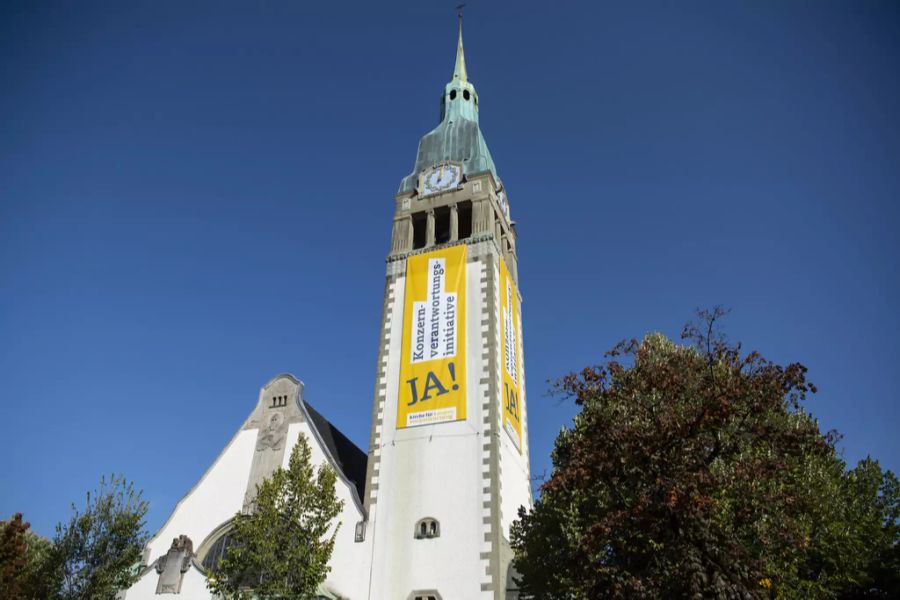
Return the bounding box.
[397,9,499,194]
[453,10,468,83]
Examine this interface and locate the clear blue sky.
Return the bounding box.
[2,1,898,538]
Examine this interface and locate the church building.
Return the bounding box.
[122,19,531,600]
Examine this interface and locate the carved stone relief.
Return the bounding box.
[155,535,193,594]
[256,411,287,452]
[241,375,306,514]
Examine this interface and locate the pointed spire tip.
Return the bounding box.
[453,6,468,83]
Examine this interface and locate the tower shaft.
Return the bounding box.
[363,25,530,599]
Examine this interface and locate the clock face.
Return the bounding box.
[422,163,461,196]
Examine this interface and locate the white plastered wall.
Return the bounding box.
[125,564,211,599]
[144,429,257,561]
[499,435,531,538]
[368,252,492,600]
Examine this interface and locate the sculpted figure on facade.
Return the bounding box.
[256,411,286,451]
[155,535,194,594]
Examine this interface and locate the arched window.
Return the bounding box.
[201,533,232,572]
[197,521,259,585]
[414,517,440,539]
[198,523,236,573]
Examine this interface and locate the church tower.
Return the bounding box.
[364,18,532,599]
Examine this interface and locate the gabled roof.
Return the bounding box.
[304,401,367,502]
[144,374,369,559]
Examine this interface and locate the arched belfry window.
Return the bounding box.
[414,517,440,539]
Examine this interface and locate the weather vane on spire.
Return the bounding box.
[456,3,466,22]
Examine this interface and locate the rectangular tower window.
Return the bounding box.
[434,206,451,245]
[458,201,472,240]
[412,212,427,249]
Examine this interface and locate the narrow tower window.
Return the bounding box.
[434,206,451,245]
[457,201,472,240]
[412,212,427,249]
[449,90,457,100]
[414,517,440,539]
[463,89,470,101]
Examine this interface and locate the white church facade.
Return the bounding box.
[123,20,531,600]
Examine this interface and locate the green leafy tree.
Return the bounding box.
[511,309,899,599]
[208,433,345,600]
[0,513,51,600]
[797,457,899,598]
[47,474,149,600]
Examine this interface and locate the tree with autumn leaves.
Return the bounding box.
[511,309,899,599]
[0,475,148,600]
[0,513,51,600]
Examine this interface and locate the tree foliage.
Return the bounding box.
[0,513,51,600]
[2,476,147,600]
[0,513,31,600]
[511,309,899,599]
[47,474,149,600]
[207,433,344,600]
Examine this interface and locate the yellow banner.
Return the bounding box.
[500,257,524,451]
[397,246,467,428]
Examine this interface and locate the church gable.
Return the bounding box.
[239,374,308,513]
[246,373,367,512]
[130,374,369,599]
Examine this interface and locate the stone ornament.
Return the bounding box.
[155,535,194,594]
[255,411,287,452]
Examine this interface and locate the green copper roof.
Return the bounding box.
[399,21,498,194]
